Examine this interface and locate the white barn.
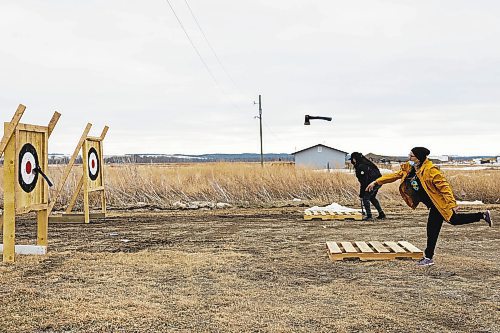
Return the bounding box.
[292,144,348,169]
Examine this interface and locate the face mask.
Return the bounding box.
[408,161,415,166]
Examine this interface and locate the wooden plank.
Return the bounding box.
[49,212,105,223]
[3,132,16,263]
[355,241,374,253]
[64,212,106,218]
[37,210,48,246]
[16,123,47,133]
[0,104,25,157]
[16,203,48,214]
[385,241,406,253]
[47,123,92,215]
[65,175,83,213]
[99,126,109,141]
[47,111,61,138]
[369,241,390,253]
[100,188,107,214]
[0,244,47,255]
[42,129,49,203]
[82,140,90,224]
[340,242,357,253]
[326,241,342,254]
[88,186,105,193]
[398,241,422,253]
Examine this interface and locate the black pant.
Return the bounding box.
[362,186,383,217]
[425,206,483,259]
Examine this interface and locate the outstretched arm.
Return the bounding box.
[366,169,405,191]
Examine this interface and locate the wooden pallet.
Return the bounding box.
[49,212,106,223]
[326,241,423,261]
[304,210,362,221]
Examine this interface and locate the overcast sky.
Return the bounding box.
[1,0,499,156]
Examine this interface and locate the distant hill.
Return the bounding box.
[365,153,407,163]
[106,153,294,164]
[35,152,496,165]
[365,153,498,163]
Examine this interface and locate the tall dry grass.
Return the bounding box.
[0,163,499,210]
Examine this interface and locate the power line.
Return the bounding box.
[164,0,248,113]
[164,0,220,87]
[183,0,245,95]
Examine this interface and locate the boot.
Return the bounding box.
[377,212,386,220]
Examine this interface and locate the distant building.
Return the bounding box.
[292,144,348,169]
[429,155,449,162]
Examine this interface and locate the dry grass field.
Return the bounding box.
[0,207,498,332]
[3,162,499,210]
[0,164,499,332]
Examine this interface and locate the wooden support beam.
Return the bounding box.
[99,126,109,141]
[82,140,90,224]
[47,111,61,138]
[48,123,92,215]
[65,175,83,213]
[99,127,107,214]
[88,186,105,193]
[37,210,48,247]
[0,104,25,158]
[3,132,16,263]
[49,212,105,223]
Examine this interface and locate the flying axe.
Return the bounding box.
[304,115,332,125]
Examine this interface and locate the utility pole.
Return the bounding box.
[257,95,263,166]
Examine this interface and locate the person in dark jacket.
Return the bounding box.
[349,152,386,221]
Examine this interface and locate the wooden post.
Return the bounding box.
[3,132,16,263]
[82,140,90,224]
[37,210,48,246]
[99,126,108,214]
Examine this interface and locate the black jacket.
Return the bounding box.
[354,162,382,197]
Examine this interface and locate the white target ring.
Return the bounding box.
[21,153,36,184]
[88,147,100,181]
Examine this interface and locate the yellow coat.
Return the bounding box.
[375,159,457,222]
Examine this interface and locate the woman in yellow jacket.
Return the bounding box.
[366,147,492,266]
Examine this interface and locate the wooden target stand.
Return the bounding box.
[0,104,61,263]
[48,124,108,224]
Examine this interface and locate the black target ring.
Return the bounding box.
[19,143,39,193]
[88,147,100,181]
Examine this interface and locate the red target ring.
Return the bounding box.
[19,143,39,193]
[88,147,100,181]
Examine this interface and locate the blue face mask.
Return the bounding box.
[408,161,415,166]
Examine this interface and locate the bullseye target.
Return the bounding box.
[88,147,100,181]
[18,143,39,193]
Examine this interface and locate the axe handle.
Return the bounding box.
[35,166,53,187]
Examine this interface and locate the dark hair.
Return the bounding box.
[350,152,378,169]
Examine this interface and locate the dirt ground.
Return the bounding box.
[1,205,499,333]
